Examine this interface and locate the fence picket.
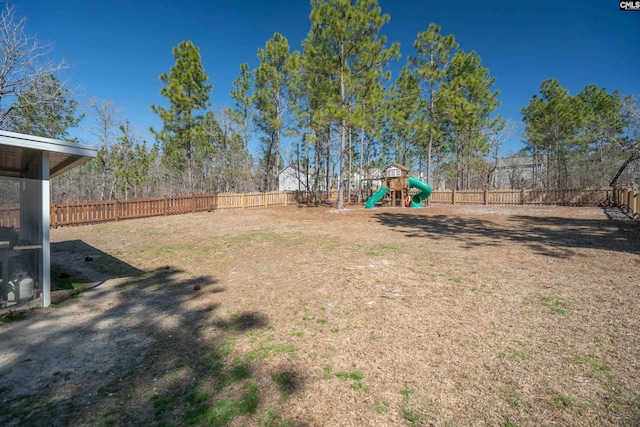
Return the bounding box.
[0,188,630,229]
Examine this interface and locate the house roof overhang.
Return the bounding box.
[0,130,98,179]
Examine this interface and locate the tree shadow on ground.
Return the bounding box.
[51,239,144,279]
[0,246,304,425]
[374,208,640,258]
[48,239,146,307]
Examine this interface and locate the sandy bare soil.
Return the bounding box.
[0,204,638,426]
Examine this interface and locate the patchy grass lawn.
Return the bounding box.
[1,204,638,426]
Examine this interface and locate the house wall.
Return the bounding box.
[278,167,307,192]
[491,157,545,189]
[278,166,332,192]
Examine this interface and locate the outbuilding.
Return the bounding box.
[0,130,97,309]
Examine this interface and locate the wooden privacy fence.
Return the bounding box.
[430,189,611,206]
[49,192,299,227]
[0,203,19,229]
[0,188,631,229]
[613,187,639,219]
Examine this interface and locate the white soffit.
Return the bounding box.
[0,130,98,178]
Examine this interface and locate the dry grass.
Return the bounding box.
[1,204,639,426]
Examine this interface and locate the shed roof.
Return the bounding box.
[0,130,98,178]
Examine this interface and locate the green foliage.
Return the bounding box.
[440,49,502,189]
[259,407,293,427]
[335,370,367,391]
[110,120,156,199]
[398,388,426,425]
[272,371,297,399]
[575,84,627,187]
[522,79,583,188]
[363,242,399,256]
[254,33,293,191]
[178,351,259,426]
[565,355,610,379]
[550,395,573,408]
[501,349,528,360]
[540,295,566,314]
[504,388,520,407]
[151,40,212,189]
[184,381,259,426]
[375,399,390,414]
[1,311,26,323]
[304,0,399,208]
[227,62,253,149]
[520,79,628,189]
[409,23,458,184]
[50,264,88,304]
[247,332,298,360]
[383,65,426,167]
[323,365,333,379]
[7,74,82,140]
[400,407,425,426]
[405,23,504,189]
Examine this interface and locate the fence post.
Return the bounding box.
[484,190,489,205]
[192,194,196,213]
[521,189,526,205]
[452,189,456,205]
[115,200,119,222]
[50,204,57,228]
[242,193,245,210]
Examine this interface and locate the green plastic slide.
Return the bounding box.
[365,187,389,209]
[408,177,432,207]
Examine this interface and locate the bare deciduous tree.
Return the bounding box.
[86,98,124,199]
[610,96,640,187]
[0,5,67,128]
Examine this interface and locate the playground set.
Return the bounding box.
[365,164,432,209]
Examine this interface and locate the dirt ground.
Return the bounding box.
[0,204,639,426]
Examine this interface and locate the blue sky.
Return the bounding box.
[12,0,640,156]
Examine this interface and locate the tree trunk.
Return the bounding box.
[609,151,640,187]
[326,126,331,199]
[337,46,346,210]
[347,127,352,204]
[358,126,365,203]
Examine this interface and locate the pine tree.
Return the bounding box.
[111,121,155,199]
[521,79,580,189]
[253,33,292,191]
[439,49,501,189]
[227,62,253,151]
[575,85,626,187]
[383,65,426,167]
[7,74,82,140]
[305,0,398,209]
[409,23,459,190]
[151,40,212,193]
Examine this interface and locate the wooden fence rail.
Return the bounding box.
[0,188,632,229]
[50,192,288,227]
[429,189,611,206]
[613,187,639,219]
